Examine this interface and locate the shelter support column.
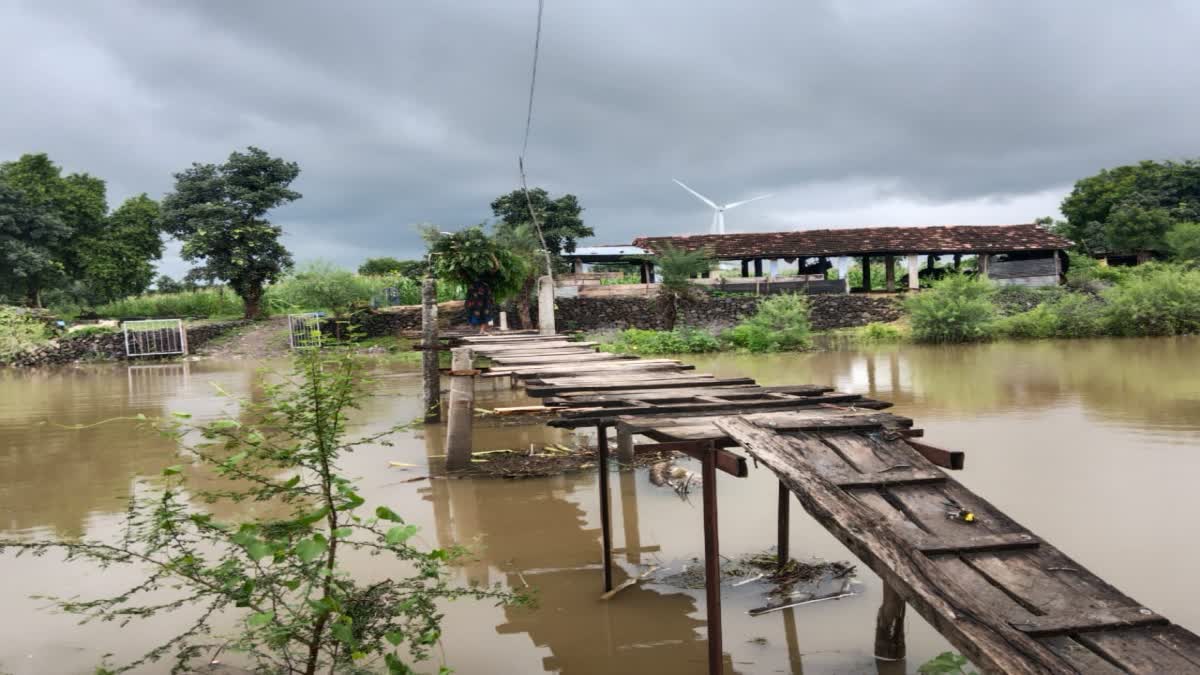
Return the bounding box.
[907,254,920,290]
[978,254,990,279]
[754,258,763,277]
[861,256,872,291]
[573,258,584,274]
[927,254,936,271]
[444,347,475,471]
[953,253,962,270]
[884,255,896,292]
[874,582,907,661]
[741,259,750,277]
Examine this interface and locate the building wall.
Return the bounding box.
[554,294,902,332]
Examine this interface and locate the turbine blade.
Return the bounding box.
[723,194,774,210]
[673,179,719,210]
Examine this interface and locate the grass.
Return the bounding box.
[95,288,244,319]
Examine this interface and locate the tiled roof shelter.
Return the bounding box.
[633,224,1072,259]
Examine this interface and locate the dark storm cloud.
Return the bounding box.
[3,0,1199,270]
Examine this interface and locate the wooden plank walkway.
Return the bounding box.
[457,333,1200,674]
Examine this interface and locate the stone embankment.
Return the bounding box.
[6,321,246,368]
[553,294,902,332]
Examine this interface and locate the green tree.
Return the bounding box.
[357,257,405,276]
[651,244,714,330]
[1166,221,1200,263]
[491,188,593,264]
[77,194,165,302]
[1060,159,1200,255]
[493,223,542,327]
[0,180,70,306]
[162,147,299,319]
[154,274,185,294]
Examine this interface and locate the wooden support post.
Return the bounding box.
[640,262,650,284]
[754,258,763,277]
[619,469,642,565]
[777,480,790,568]
[861,256,871,291]
[702,442,723,675]
[953,253,962,270]
[537,275,556,336]
[908,254,920,290]
[874,582,907,661]
[616,425,635,464]
[598,424,614,592]
[927,254,936,271]
[444,347,475,471]
[421,277,440,423]
[741,259,749,277]
[884,255,896,292]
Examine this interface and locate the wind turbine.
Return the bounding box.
[673,179,772,234]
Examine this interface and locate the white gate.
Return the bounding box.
[123,319,188,357]
[288,313,323,349]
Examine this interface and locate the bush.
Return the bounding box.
[1046,293,1105,338]
[722,293,812,352]
[1166,221,1200,262]
[992,285,1065,315]
[0,306,50,360]
[600,327,721,355]
[855,322,907,342]
[1102,266,1200,336]
[96,288,244,318]
[904,274,996,343]
[995,303,1058,339]
[64,325,118,339]
[265,261,373,317]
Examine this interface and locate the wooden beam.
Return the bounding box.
[526,376,756,397]
[714,416,1075,675]
[906,439,966,470]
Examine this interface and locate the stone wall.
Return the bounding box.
[316,301,468,338]
[6,320,247,368]
[554,293,902,332]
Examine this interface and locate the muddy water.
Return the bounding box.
[2,338,1199,674]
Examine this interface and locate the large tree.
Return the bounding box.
[1060,159,1200,256]
[490,188,593,265]
[77,194,165,302]
[162,147,299,319]
[0,180,70,306]
[357,256,427,278]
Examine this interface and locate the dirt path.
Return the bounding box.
[195,318,291,360]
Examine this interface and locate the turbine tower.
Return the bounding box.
[673,179,772,234]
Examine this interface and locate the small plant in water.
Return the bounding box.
[0,347,521,674]
[918,651,979,675]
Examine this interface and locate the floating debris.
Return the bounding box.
[653,550,856,601]
[649,460,700,496]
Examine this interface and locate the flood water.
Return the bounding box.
[2,337,1200,674]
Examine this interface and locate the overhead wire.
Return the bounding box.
[518,0,554,279]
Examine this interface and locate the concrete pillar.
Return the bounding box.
[498,311,508,331]
[884,255,896,292]
[572,258,584,274]
[769,259,779,279]
[421,278,440,423]
[907,254,920,290]
[861,256,872,291]
[537,275,556,336]
[741,259,750,277]
[978,254,990,279]
[444,347,475,471]
[754,259,763,277]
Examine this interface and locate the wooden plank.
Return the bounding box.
[715,417,1073,675]
[628,439,748,477]
[554,392,867,419]
[1077,629,1200,673]
[1010,607,1167,637]
[551,384,831,403]
[526,376,756,396]
[966,550,1139,617]
[833,468,945,489]
[486,353,633,364]
[487,360,692,378]
[851,490,1039,554]
[1040,637,1127,674]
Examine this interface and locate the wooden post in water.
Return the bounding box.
[598,423,614,592]
[701,442,723,675]
[421,277,440,423]
[777,480,790,568]
[444,347,475,471]
[616,425,635,463]
[874,582,907,661]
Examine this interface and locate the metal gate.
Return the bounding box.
[123,319,188,357]
[288,313,323,349]
[370,286,401,308]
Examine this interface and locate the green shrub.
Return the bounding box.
[995,303,1058,339]
[1046,293,1105,338]
[0,306,50,359]
[95,288,244,319]
[1102,266,1200,336]
[264,261,373,317]
[723,293,812,352]
[1166,221,1200,262]
[600,327,721,355]
[992,285,1065,315]
[64,325,118,339]
[855,322,907,342]
[904,274,996,343]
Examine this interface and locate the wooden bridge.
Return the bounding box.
[453,332,1200,674]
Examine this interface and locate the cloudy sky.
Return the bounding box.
[4,1,1199,277]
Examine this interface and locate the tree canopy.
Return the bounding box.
[490,188,593,261]
[1059,159,1200,255]
[0,180,70,305]
[77,194,164,303]
[162,147,299,319]
[357,256,427,278]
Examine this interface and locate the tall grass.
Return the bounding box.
[0,307,50,360]
[95,288,244,319]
